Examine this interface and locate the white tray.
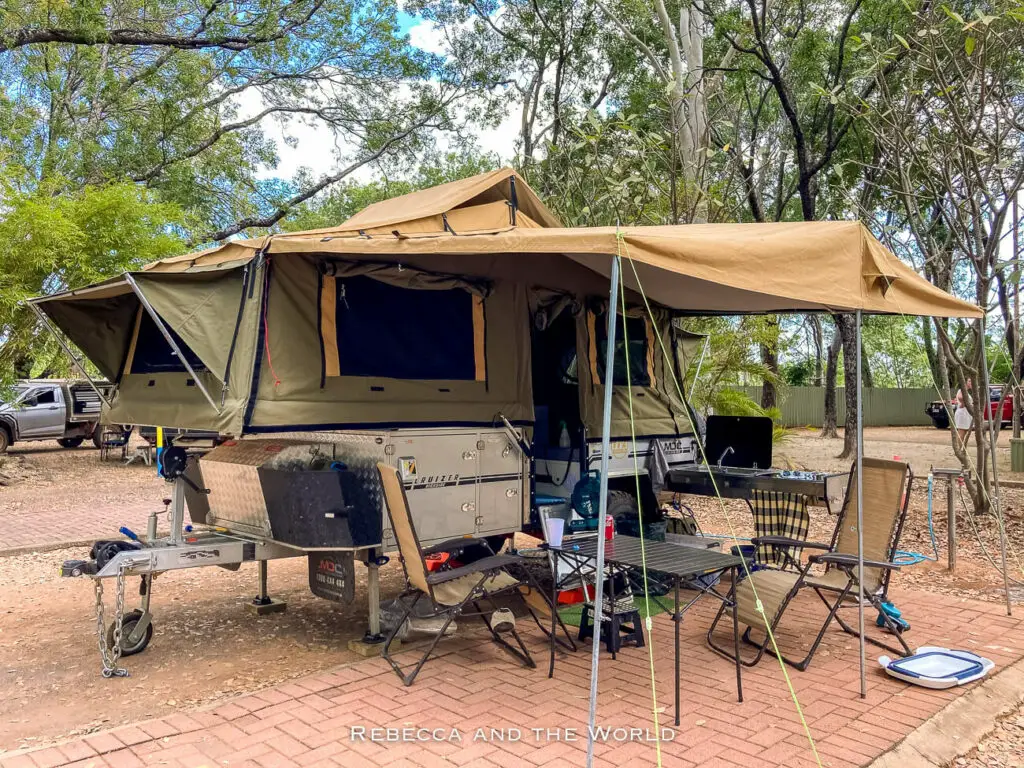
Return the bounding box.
[879,646,994,689]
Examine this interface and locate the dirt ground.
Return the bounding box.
[0,547,408,751]
[1,426,1023,758]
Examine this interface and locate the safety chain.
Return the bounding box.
[93,563,130,678]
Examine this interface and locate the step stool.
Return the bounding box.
[578,600,646,653]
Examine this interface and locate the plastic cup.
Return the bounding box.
[543,517,565,548]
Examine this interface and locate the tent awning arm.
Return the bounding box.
[124,274,222,416]
[27,301,113,411]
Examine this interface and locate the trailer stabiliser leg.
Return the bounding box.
[349,550,389,657]
[247,560,287,616]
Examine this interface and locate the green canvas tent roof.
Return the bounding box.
[31,168,981,436]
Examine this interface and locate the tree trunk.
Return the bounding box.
[810,314,823,386]
[821,322,841,438]
[760,316,780,410]
[921,315,940,388]
[654,0,707,223]
[836,314,858,459]
[761,343,778,410]
[861,341,874,388]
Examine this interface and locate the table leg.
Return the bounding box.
[549,551,557,679]
[731,566,743,703]
[675,576,681,727]
[609,563,617,660]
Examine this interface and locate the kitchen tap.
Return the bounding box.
[717,446,735,469]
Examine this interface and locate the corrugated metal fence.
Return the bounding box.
[734,386,937,427]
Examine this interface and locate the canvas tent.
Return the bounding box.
[31,168,981,441]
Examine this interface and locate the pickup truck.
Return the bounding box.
[925,385,1020,429]
[0,380,113,453]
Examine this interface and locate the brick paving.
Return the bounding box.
[0,441,169,553]
[0,497,173,553]
[2,585,1021,768]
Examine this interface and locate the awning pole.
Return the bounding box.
[856,310,866,698]
[124,274,222,415]
[26,301,113,410]
[586,254,620,768]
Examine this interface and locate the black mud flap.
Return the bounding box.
[308,550,356,603]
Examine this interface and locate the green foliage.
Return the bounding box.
[781,359,816,387]
[407,0,612,162]
[860,316,933,387]
[526,110,682,226]
[0,0,442,237]
[0,180,186,382]
[677,316,783,398]
[281,152,500,231]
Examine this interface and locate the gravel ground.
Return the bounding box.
[958,710,1024,768]
[0,437,168,550]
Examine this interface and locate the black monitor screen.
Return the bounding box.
[704,415,773,470]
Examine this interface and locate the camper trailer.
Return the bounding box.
[35,170,702,554]
[32,168,978,668]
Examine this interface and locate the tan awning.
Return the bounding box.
[256,222,977,318]
[54,168,981,320]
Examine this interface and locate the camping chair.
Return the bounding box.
[377,463,571,686]
[707,458,913,671]
[98,426,131,462]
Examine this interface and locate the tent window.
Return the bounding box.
[130,310,208,374]
[322,275,485,382]
[593,312,653,387]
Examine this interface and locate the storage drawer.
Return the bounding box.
[476,479,524,536]
[382,482,478,549]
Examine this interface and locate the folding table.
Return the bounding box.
[546,534,744,725]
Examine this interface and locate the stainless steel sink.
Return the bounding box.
[680,465,773,477]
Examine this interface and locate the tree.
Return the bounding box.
[821,322,842,437]
[2,0,325,53]
[407,0,612,169]
[709,0,925,457]
[0,180,186,383]
[595,0,731,223]
[1,0,455,242]
[865,1,1024,515]
[280,151,500,231]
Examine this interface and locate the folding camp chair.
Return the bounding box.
[377,463,572,686]
[98,426,131,462]
[707,458,913,671]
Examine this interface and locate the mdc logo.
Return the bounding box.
[317,559,344,573]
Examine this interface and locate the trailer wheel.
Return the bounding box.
[58,437,85,448]
[108,610,153,656]
[606,490,639,519]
